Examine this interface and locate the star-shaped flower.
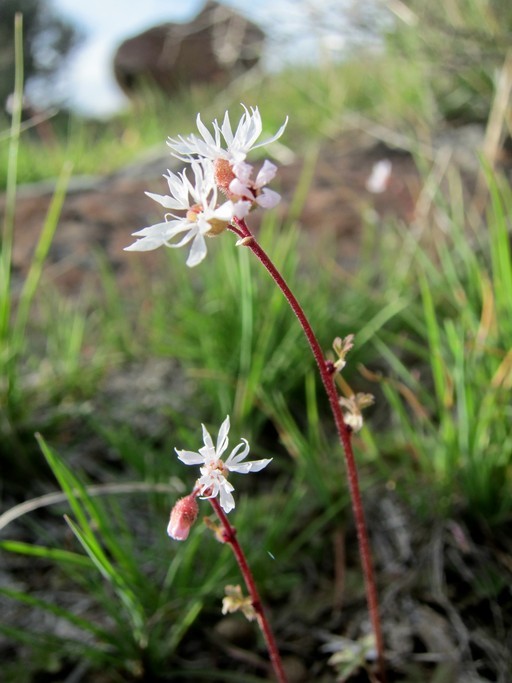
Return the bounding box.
[175,416,272,513]
[167,104,288,164]
[125,160,247,266]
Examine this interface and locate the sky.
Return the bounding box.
[47,0,348,116]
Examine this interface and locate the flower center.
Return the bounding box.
[214,158,235,194]
[207,458,228,477]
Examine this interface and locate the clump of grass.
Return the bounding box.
[373,165,512,522]
[384,0,512,122]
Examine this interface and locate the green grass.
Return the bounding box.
[0,43,443,189]
[373,169,512,521]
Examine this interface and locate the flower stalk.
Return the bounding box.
[208,496,288,683]
[232,216,386,681]
[129,104,386,680]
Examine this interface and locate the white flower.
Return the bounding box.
[124,160,236,267]
[167,104,288,164]
[229,160,282,209]
[365,159,392,194]
[175,416,272,513]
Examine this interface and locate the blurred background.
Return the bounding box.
[2,0,368,117]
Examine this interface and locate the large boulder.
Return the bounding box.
[113,1,264,98]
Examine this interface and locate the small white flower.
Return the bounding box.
[125,160,235,267]
[167,104,288,164]
[365,159,392,194]
[229,160,281,209]
[175,416,272,513]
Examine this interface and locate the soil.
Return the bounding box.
[4,126,425,297]
[1,125,511,682]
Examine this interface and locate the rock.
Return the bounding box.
[113,1,264,100]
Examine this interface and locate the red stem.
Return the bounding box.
[232,219,386,680]
[209,496,288,683]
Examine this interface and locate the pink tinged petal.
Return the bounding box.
[232,161,253,184]
[185,233,208,267]
[229,178,252,197]
[175,448,205,466]
[256,188,281,209]
[167,516,189,540]
[167,495,199,541]
[216,415,231,457]
[255,160,277,186]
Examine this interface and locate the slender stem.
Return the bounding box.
[209,497,288,683]
[232,219,385,680]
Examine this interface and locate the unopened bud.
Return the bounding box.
[236,236,255,247]
[167,494,199,541]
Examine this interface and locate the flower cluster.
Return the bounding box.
[125,105,287,266]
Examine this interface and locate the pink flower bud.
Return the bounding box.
[167,494,199,541]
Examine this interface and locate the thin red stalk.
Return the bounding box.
[208,497,288,683]
[232,219,385,680]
